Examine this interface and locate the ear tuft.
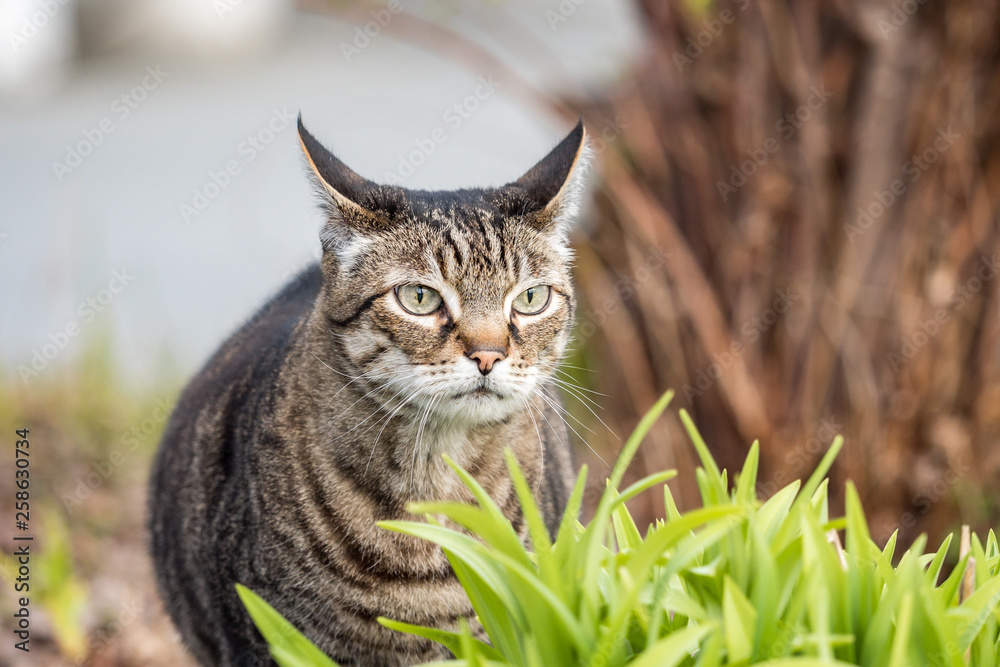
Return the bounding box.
[512,119,590,234]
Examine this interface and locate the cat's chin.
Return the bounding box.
[435,390,521,426]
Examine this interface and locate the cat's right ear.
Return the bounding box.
[298,115,383,267]
[512,120,590,242]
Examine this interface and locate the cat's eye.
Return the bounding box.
[395,284,443,315]
[512,285,551,315]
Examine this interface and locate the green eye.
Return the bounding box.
[395,284,443,315]
[512,285,551,315]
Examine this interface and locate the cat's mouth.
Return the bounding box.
[452,385,505,400]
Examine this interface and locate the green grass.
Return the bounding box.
[240,390,1000,666]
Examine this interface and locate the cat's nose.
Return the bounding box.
[467,348,506,375]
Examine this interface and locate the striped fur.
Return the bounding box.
[148,119,588,666]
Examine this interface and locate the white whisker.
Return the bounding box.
[518,395,545,497]
[534,387,610,469]
[364,387,422,475]
[553,369,609,396]
[548,379,619,439]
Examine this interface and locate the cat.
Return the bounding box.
[148,115,589,666]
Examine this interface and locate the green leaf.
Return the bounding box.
[735,440,760,506]
[235,584,338,667]
[555,464,588,545]
[612,486,645,552]
[580,391,675,620]
[376,617,504,662]
[886,592,913,667]
[629,622,715,667]
[505,448,553,555]
[723,576,758,662]
[614,470,678,512]
[381,520,591,656]
[924,533,953,586]
[610,390,674,492]
[748,523,781,656]
[679,408,727,504]
[844,482,876,567]
[955,565,1000,650]
[754,660,857,666]
[795,436,844,516]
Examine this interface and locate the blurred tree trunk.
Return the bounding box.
[570,0,1000,547]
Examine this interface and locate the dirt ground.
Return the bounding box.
[0,352,196,666]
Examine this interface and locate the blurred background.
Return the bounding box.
[2,0,999,663]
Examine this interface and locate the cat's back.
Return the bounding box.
[148,264,322,665]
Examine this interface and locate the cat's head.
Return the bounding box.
[299,116,588,426]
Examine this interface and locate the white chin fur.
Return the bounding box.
[435,391,521,425]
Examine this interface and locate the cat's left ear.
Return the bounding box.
[298,115,393,269]
[513,119,590,236]
[297,114,379,223]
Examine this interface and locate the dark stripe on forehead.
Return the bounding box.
[443,230,465,268]
[475,217,493,253]
[497,236,508,275]
[434,246,447,275]
[526,249,547,274]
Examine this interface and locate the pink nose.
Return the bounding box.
[468,349,506,375]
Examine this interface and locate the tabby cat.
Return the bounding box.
[148,116,589,666]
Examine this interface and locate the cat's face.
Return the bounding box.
[299,117,588,426]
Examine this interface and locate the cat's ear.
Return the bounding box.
[297,115,372,209]
[298,115,385,267]
[514,119,590,236]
